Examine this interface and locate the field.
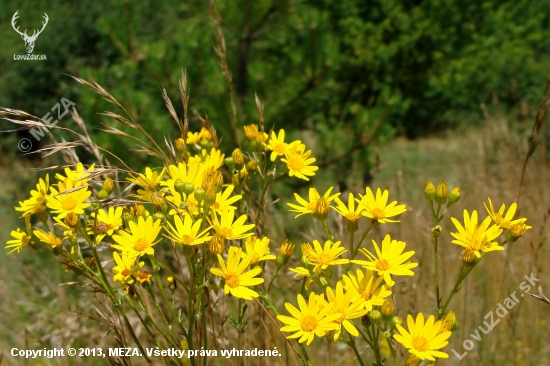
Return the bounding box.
[1,110,548,365]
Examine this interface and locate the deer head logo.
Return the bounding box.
[11,11,49,54]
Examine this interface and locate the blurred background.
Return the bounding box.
[1,0,550,365]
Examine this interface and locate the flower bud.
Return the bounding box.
[313,197,329,221]
[444,311,458,331]
[438,319,452,334]
[301,243,313,267]
[35,205,49,224]
[167,276,177,291]
[431,225,442,237]
[138,271,153,288]
[175,137,185,151]
[181,244,195,257]
[232,148,245,170]
[194,188,205,202]
[405,355,421,366]
[462,249,476,266]
[424,182,436,201]
[247,159,258,173]
[97,189,109,200]
[381,298,395,320]
[133,204,146,217]
[390,316,403,328]
[447,187,460,206]
[122,208,135,226]
[277,239,295,265]
[183,182,195,196]
[174,179,186,196]
[124,284,137,299]
[383,330,391,338]
[369,310,382,324]
[211,171,224,190]
[225,157,235,171]
[64,212,79,227]
[201,172,213,191]
[153,212,165,223]
[209,234,225,255]
[101,177,114,194]
[150,193,165,207]
[346,219,359,233]
[243,124,259,141]
[435,181,448,204]
[200,127,212,141]
[361,314,372,328]
[507,222,530,242]
[205,185,217,207]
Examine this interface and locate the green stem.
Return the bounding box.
[298,343,312,365]
[434,233,441,311]
[321,220,334,242]
[267,264,282,294]
[347,334,366,366]
[119,306,154,365]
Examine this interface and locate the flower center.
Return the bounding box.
[273,143,285,153]
[225,273,240,288]
[317,253,333,265]
[347,213,360,221]
[181,234,195,244]
[219,227,233,238]
[306,199,318,211]
[411,336,429,352]
[335,313,346,324]
[300,315,318,332]
[121,269,131,277]
[134,238,149,252]
[361,292,372,300]
[376,259,390,271]
[250,253,260,263]
[61,197,77,211]
[372,207,385,220]
[213,202,220,209]
[287,156,305,172]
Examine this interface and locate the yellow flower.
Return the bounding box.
[202,148,225,171]
[165,214,212,245]
[341,269,392,311]
[243,124,259,141]
[277,293,340,345]
[288,187,340,218]
[357,187,407,223]
[131,188,166,206]
[15,174,50,217]
[128,167,166,188]
[267,129,293,161]
[34,229,64,248]
[305,240,349,270]
[242,236,276,264]
[211,209,255,240]
[90,207,123,236]
[352,234,418,286]
[187,131,201,145]
[483,198,527,229]
[55,163,95,186]
[212,185,242,212]
[394,313,452,361]
[210,247,264,300]
[6,228,32,255]
[450,209,504,258]
[322,282,368,340]
[112,216,162,258]
[281,142,318,181]
[162,161,204,192]
[334,193,364,222]
[112,252,144,284]
[47,180,91,219]
[199,127,212,141]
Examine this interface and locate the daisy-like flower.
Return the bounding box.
[187,131,201,145]
[483,198,527,229]
[6,228,32,255]
[277,293,340,345]
[357,187,407,223]
[15,174,49,217]
[34,229,64,248]
[341,269,392,311]
[334,193,364,223]
[288,187,340,218]
[202,148,225,171]
[304,240,349,270]
[281,142,319,181]
[165,214,212,245]
[394,313,452,361]
[162,160,204,192]
[267,129,295,161]
[210,247,264,300]
[128,167,166,189]
[47,180,91,219]
[211,209,255,240]
[352,234,418,286]
[131,188,166,206]
[321,282,368,340]
[450,209,504,258]
[212,185,242,212]
[55,163,95,186]
[242,236,276,264]
[112,252,144,284]
[112,216,162,258]
[90,207,123,237]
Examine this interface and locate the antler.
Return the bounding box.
[11,10,28,37]
[28,13,49,40]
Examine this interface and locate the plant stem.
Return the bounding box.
[434,233,441,311]
[347,335,366,366]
